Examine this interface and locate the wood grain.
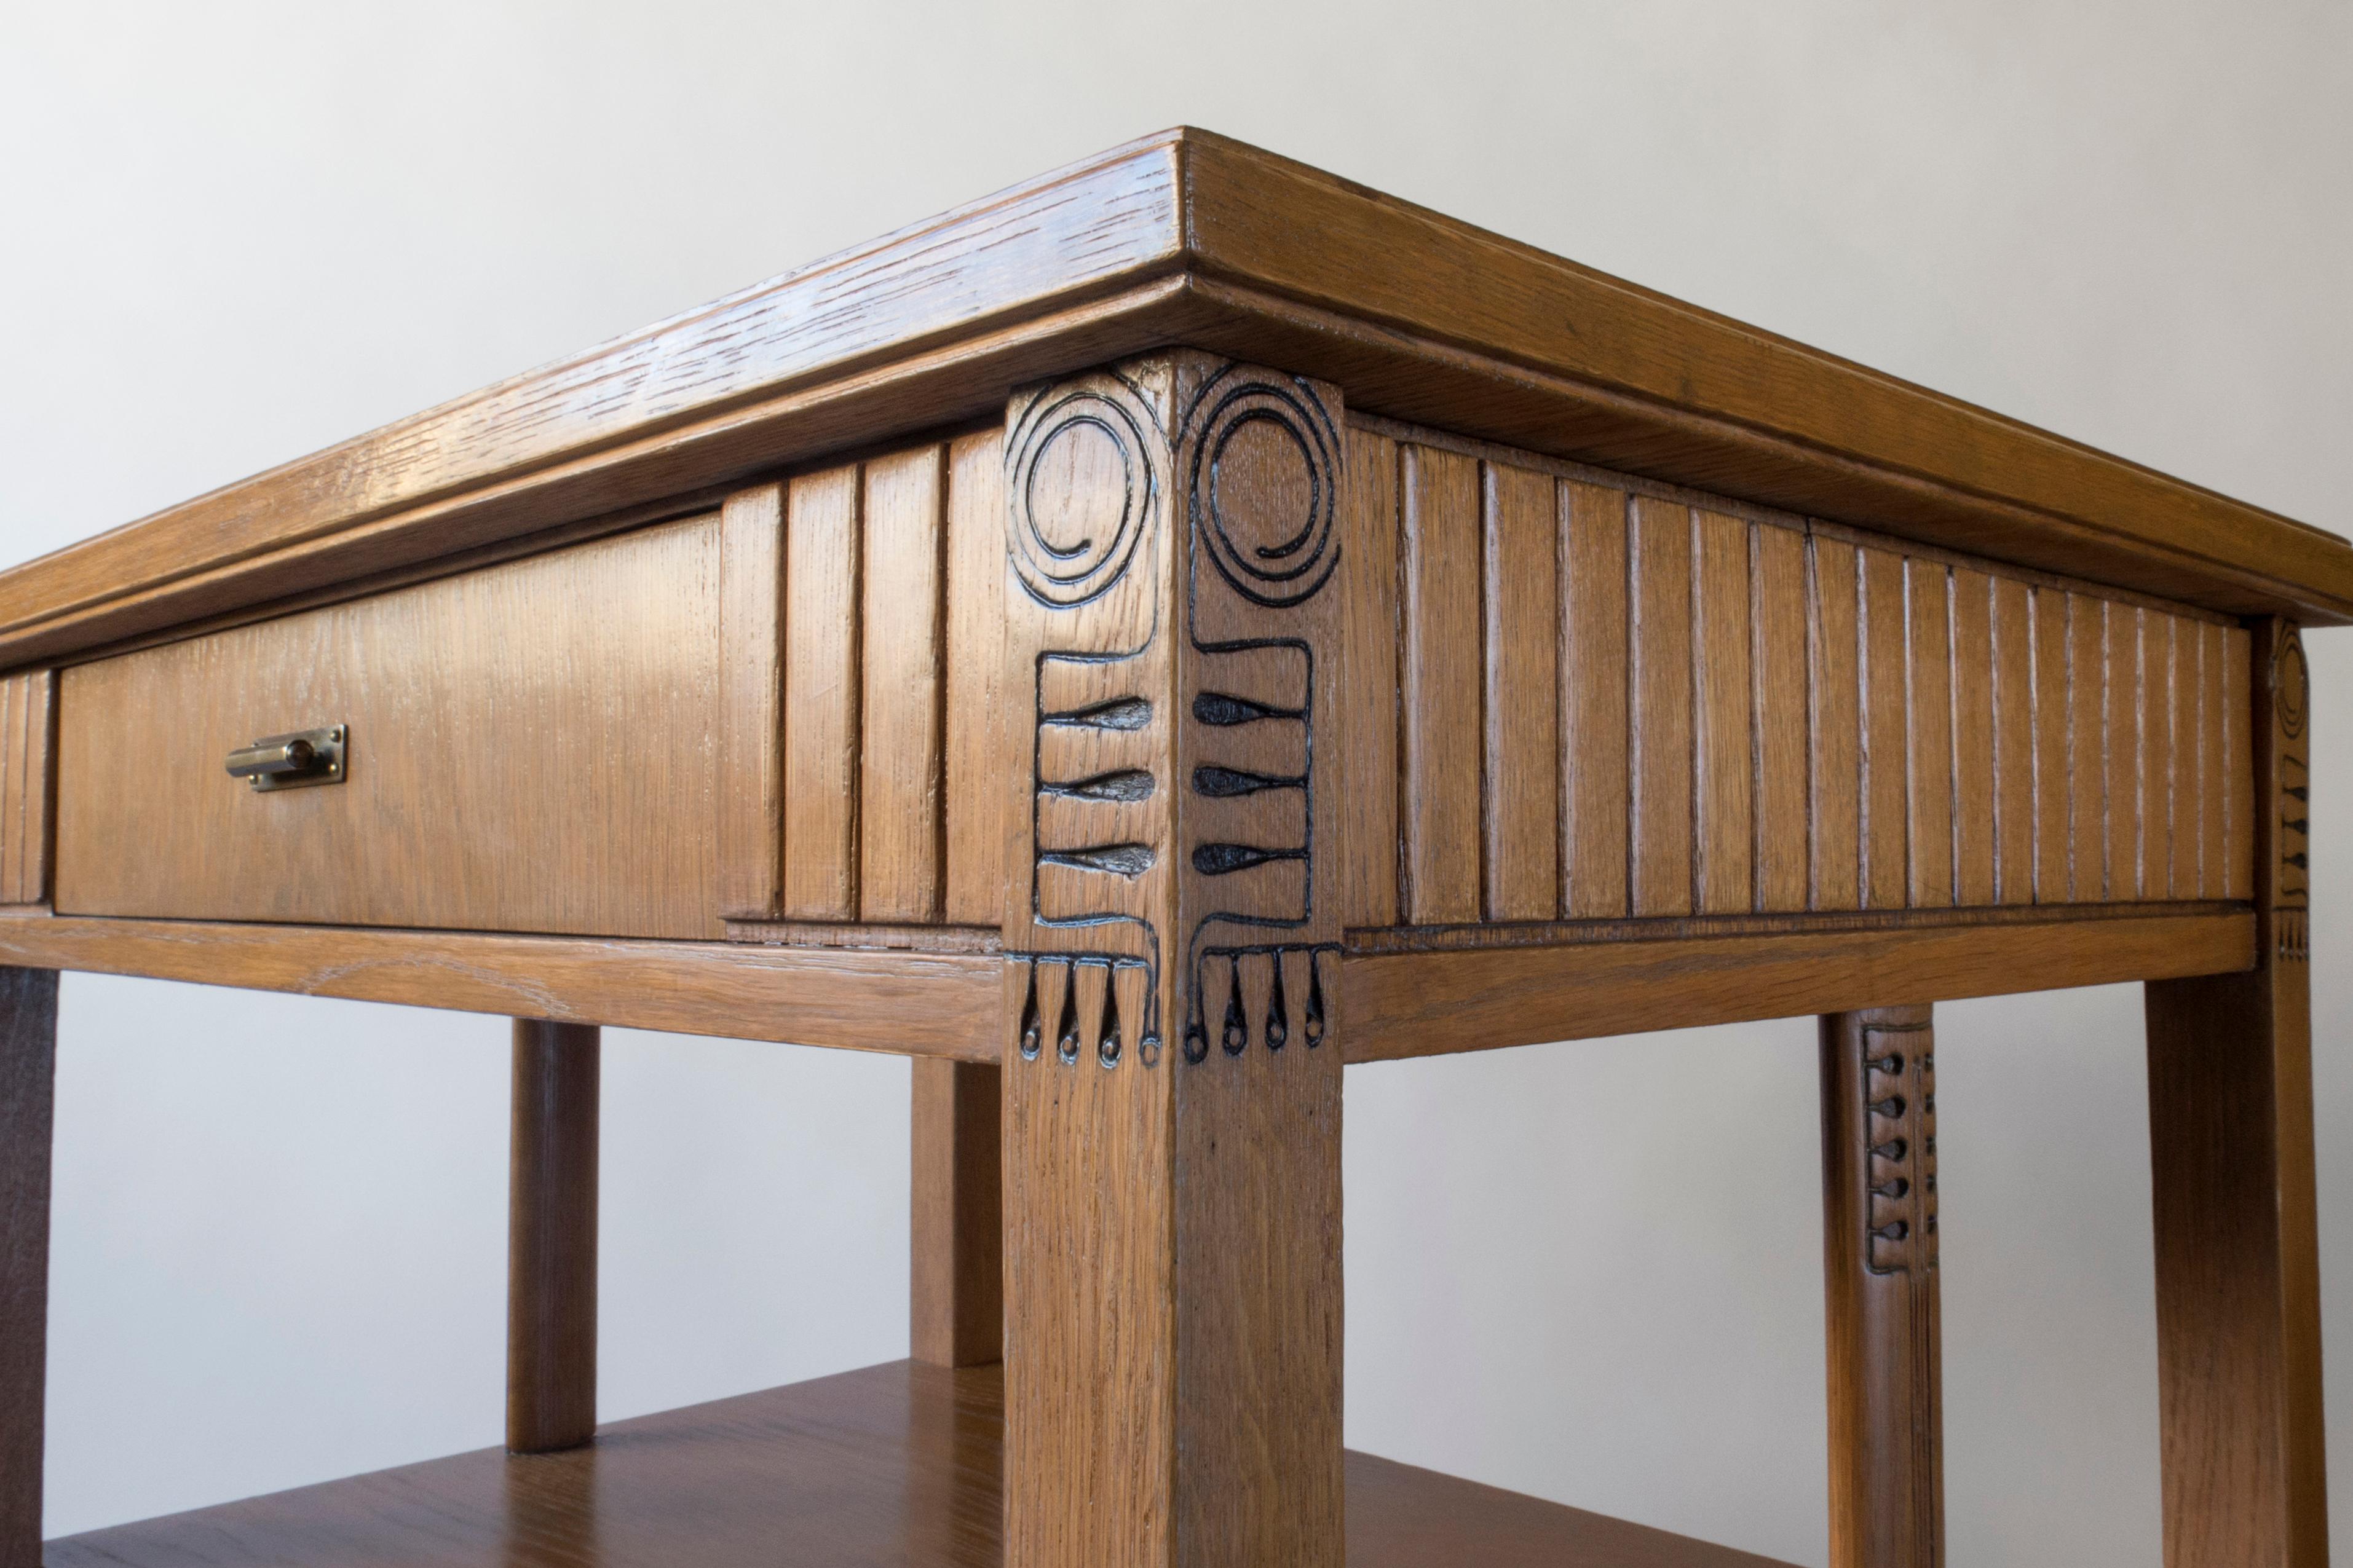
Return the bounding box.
[55,516,726,939]
[1821,1004,1943,1568]
[44,1359,1800,1568]
[718,486,787,920]
[1952,570,1995,906]
[1561,480,1631,918]
[942,430,1008,926]
[1632,497,1696,917]
[508,1020,599,1455]
[1860,549,1910,910]
[1989,577,2033,904]
[2032,585,2071,903]
[0,915,1000,1060]
[1000,353,1346,1568]
[911,1060,1002,1369]
[861,447,948,923]
[1905,559,1955,908]
[0,967,57,1568]
[1482,462,1560,921]
[2143,618,2326,1568]
[1754,523,1809,912]
[1693,510,1754,915]
[1341,422,2256,932]
[1401,443,1482,925]
[2068,594,2108,900]
[1345,908,2251,1064]
[785,465,862,921]
[0,676,53,908]
[2108,603,2144,899]
[1809,537,1862,910]
[1339,425,1402,928]
[7,129,2348,678]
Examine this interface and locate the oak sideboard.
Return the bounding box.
[4,128,2343,1568]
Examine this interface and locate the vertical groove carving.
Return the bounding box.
[1343,416,2254,932]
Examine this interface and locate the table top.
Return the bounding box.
[4,126,2348,674]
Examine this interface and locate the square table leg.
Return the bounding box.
[911,1058,1002,1368]
[0,966,58,1568]
[998,351,1349,1567]
[2143,618,2327,1567]
[508,1018,599,1455]
[1819,1003,1942,1568]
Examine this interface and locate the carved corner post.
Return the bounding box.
[0,966,59,1567]
[2145,618,2328,1567]
[911,1057,1002,1367]
[508,1018,600,1454]
[999,352,1345,1567]
[1819,1003,1942,1568]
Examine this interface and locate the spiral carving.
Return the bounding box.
[1182,367,1342,608]
[1006,374,1163,609]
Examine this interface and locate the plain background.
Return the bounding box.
[3,2,2349,1562]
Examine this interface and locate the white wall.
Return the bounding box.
[4,2,2347,1561]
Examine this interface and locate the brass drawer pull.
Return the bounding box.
[226,726,346,791]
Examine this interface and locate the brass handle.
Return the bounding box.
[226,726,346,791]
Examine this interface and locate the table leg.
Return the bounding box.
[998,350,1348,1567]
[508,1018,599,1454]
[0,967,57,1567]
[1819,1003,1942,1568]
[910,1059,1000,1367]
[2141,617,2325,1567]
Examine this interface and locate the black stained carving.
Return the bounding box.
[1193,843,1308,877]
[1054,976,1081,1066]
[1171,363,1343,1065]
[1006,374,1162,609]
[1193,691,1300,727]
[1043,696,1153,731]
[1039,844,1156,877]
[1099,980,1123,1068]
[1042,769,1157,803]
[1183,366,1343,609]
[1192,765,1302,798]
[1861,1028,1937,1277]
[1018,966,1043,1061]
[1180,945,1340,1064]
[1008,954,1157,1070]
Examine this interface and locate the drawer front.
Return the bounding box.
[56,516,722,939]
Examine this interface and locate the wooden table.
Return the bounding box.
[2,129,2341,1568]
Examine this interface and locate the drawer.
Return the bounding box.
[55,516,725,939]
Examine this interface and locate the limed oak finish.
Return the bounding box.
[7,130,2343,1568]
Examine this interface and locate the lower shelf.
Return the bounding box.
[48,1360,1793,1566]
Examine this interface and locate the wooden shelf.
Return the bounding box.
[47,1360,1793,1567]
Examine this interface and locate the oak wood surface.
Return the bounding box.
[0,915,1000,1059]
[999,353,1347,1568]
[1820,1005,1942,1568]
[6,130,2346,676]
[910,1059,1002,1368]
[0,967,58,1568]
[1346,417,2256,932]
[2143,618,2327,1567]
[55,516,727,939]
[715,485,786,921]
[42,1360,1797,1568]
[1345,908,2252,1063]
[941,430,1010,926]
[507,1020,599,1455]
[0,676,53,908]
